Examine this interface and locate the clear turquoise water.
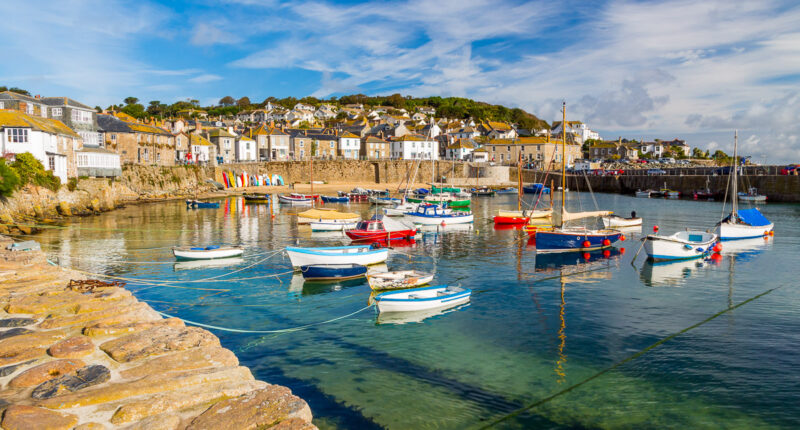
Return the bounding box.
[32,193,800,429]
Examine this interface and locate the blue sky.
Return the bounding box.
[1,0,799,162]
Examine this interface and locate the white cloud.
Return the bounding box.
[190,23,241,46]
[189,74,223,84]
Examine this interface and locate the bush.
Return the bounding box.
[67,177,78,192]
[11,152,61,192]
[0,159,21,198]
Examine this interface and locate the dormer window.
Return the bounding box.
[52,108,62,117]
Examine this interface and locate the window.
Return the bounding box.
[111,134,117,142]
[0,102,4,109]
[330,141,334,148]
[246,142,250,150]
[52,108,62,117]
[26,104,33,114]
[48,156,55,171]
[7,128,28,143]
[299,141,304,148]
[156,153,160,162]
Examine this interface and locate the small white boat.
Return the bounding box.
[644,230,718,262]
[635,190,651,198]
[374,285,471,313]
[367,270,435,291]
[285,245,388,268]
[737,187,767,202]
[173,245,244,261]
[601,214,643,228]
[278,193,313,205]
[404,205,473,225]
[719,208,773,240]
[309,220,358,232]
[369,196,402,205]
[296,208,360,224]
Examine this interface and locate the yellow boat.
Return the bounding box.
[295,208,360,224]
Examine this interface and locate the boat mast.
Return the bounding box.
[310,150,314,207]
[517,151,522,211]
[560,101,566,227]
[732,130,738,216]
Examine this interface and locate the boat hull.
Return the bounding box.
[367,271,434,290]
[405,213,473,225]
[644,232,718,261]
[719,221,774,240]
[309,221,358,231]
[534,230,621,253]
[738,195,767,202]
[320,196,349,203]
[173,247,243,261]
[285,246,388,267]
[278,195,313,205]
[493,215,529,225]
[299,264,367,280]
[374,285,471,312]
[601,216,643,228]
[345,229,417,242]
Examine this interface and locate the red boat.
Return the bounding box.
[493,214,530,225]
[345,217,417,242]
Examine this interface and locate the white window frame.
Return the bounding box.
[7,128,29,143]
[52,108,62,117]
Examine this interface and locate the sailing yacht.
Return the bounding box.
[719,131,774,240]
[532,102,622,253]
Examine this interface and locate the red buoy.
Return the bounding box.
[620,234,626,241]
[710,253,723,264]
[583,252,591,260]
[712,242,722,253]
[603,249,611,258]
[582,240,591,248]
[620,247,627,254]
[441,221,446,227]
[653,225,659,232]
[602,239,611,246]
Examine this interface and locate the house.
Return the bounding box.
[208,128,237,164]
[360,136,390,160]
[471,147,489,163]
[306,133,339,159]
[174,131,191,162]
[658,138,691,157]
[42,97,102,147]
[484,137,582,169]
[478,121,517,139]
[314,104,338,120]
[638,141,666,158]
[419,120,441,138]
[390,134,439,160]
[343,103,364,111]
[411,112,427,122]
[236,136,257,162]
[293,103,315,112]
[0,91,50,118]
[97,114,175,166]
[188,134,213,165]
[449,126,480,140]
[236,110,254,123]
[176,108,208,119]
[550,121,600,145]
[0,109,82,183]
[447,138,476,160]
[338,131,361,159]
[417,106,436,115]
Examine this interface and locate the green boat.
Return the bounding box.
[407,195,470,208]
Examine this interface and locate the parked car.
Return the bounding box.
[606,169,625,175]
[659,157,676,164]
[647,169,666,175]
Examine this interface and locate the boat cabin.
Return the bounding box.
[414,205,447,216]
[354,219,385,231]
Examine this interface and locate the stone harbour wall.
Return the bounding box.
[0,236,316,430]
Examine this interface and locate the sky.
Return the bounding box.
[1,0,799,163]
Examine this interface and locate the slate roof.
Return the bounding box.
[97,114,132,133]
[41,97,93,110]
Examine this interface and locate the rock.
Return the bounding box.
[119,346,238,380]
[74,423,107,430]
[268,418,319,430]
[57,201,72,216]
[84,317,183,337]
[100,326,220,363]
[0,329,67,359]
[37,366,254,409]
[185,385,313,430]
[0,317,36,327]
[33,204,44,219]
[121,413,181,430]
[48,336,94,358]
[0,359,37,377]
[0,327,34,341]
[31,364,111,400]
[1,405,78,430]
[7,287,132,315]
[0,347,46,367]
[38,301,147,330]
[9,358,85,388]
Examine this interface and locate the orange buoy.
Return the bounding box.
[620,234,626,241]
[620,247,627,254]
[764,235,769,241]
[769,230,774,236]
[583,252,591,260]
[602,239,611,246]
[712,242,722,253]
[653,225,659,232]
[603,249,611,258]
[582,240,591,248]
[441,221,446,227]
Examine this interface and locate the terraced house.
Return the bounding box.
[208,128,237,164]
[97,114,175,166]
[391,134,438,160]
[361,136,390,160]
[338,131,361,159]
[250,125,290,161]
[42,97,103,147]
[0,91,50,117]
[484,137,582,169]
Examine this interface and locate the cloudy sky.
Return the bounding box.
[1,0,798,162]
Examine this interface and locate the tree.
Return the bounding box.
[11,152,60,192]
[124,97,139,105]
[94,106,103,113]
[336,111,348,120]
[219,96,235,106]
[121,102,146,119]
[691,147,706,159]
[8,87,30,96]
[190,99,199,107]
[0,158,21,198]
[237,97,251,108]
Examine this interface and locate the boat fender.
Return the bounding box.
[602,239,611,246]
[582,240,591,248]
[695,247,704,253]
[712,242,723,253]
[684,244,693,250]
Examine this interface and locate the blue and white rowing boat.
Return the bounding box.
[643,230,719,262]
[403,204,473,225]
[300,264,367,281]
[285,245,388,268]
[374,285,471,312]
[370,196,402,205]
[186,200,220,209]
[321,195,350,203]
[173,245,243,260]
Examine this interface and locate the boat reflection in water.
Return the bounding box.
[719,237,773,260]
[173,257,245,272]
[374,302,470,325]
[534,248,622,273]
[639,259,708,287]
[287,273,368,296]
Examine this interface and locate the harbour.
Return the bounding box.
[21,189,800,429]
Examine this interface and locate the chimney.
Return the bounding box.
[35,94,41,99]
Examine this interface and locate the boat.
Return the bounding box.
[693,177,714,200]
[373,285,471,313]
[309,220,358,231]
[338,188,370,201]
[494,209,552,225]
[643,230,719,262]
[532,102,622,253]
[367,270,435,290]
[186,200,219,209]
[601,214,643,228]
[719,132,773,240]
[173,245,243,260]
[296,208,360,224]
[737,187,767,202]
[345,215,417,242]
[495,187,518,194]
[242,194,270,203]
[472,187,495,196]
[635,190,651,198]
[369,196,402,205]
[299,264,367,281]
[420,192,470,208]
[523,183,551,194]
[383,202,426,216]
[320,195,350,203]
[285,245,389,268]
[278,193,313,205]
[659,183,680,198]
[404,204,474,225]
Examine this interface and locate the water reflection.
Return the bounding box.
[639,259,709,287]
[375,303,470,325]
[173,257,245,271]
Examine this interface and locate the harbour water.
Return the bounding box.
[33,192,800,429]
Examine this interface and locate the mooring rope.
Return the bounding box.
[478,285,783,429]
[156,304,374,334]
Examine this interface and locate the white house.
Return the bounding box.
[551,121,600,145]
[639,141,665,158]
[391,134,439,160]
[449,126,479,140]
[446,138,476,160]
[293,102,315,112]
[0,110,77,183]
[286,109,314,124]
[338,132,361,159]
[236,136,257,162]
[189,134,212,164]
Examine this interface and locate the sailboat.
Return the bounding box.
[531,102,622,253]
[719,131,774,240]
[493,153,552,225]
